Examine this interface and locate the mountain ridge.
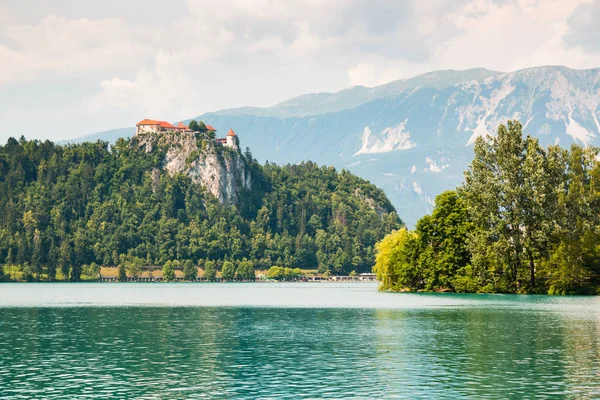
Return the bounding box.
[63,65,600,226]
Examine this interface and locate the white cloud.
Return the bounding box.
[0,15,150,86]
[413,181,423,194]
[426,157,449,173]
[434,0,599,73]
[342,0,600,87]
[1,0,600,141]
[348,64,378,87]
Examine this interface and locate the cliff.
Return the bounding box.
[134,130,251,204]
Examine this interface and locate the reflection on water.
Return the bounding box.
[0,284,598,398]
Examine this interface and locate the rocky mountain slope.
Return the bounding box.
[68,66,600,226]
[134,130,251,205]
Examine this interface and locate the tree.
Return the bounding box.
[84,262,100,279]
[4,248,14,265]
[203,260,216,281]
[122,256,143,279]
[183,259,197,281]
[372,120,600,295]
[188,120,200,132]
[32,230,42,281]
[21,262,34,282]
[188,120,207,133]
[59,238,72,281]
[373,228,420,291]
[415,191,472,291]
[235,259,255,281]
[118,263,127,281]
[267,266,284,280]
[461,121,562,291]
[162,260,175,281]
[221,261,236,281]
[543,145,600,294]
[47,240,58,281]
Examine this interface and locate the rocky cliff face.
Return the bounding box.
[135,131,251,204]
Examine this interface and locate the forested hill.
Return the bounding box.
[0,133,402,281]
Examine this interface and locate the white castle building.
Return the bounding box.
[135,119,238,149]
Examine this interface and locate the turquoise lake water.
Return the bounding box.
[0,283,598,398]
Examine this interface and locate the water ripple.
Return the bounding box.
[0,286,598,398]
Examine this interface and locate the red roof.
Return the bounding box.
[177,121,188,129]
[136,119,177,129]
[158,121,176,129]
[206,124,216,131]
[136,119,159,126]
[227,129,237,137]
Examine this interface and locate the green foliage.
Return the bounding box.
[0,136,400,282]
[183,259,197,281]
[221,261,235,281]
[267,266,284,280]
[203,260,216,281]
[186,150,200,166]
[461,121,564,291]
[118,264,127,281]
[374,228,420,291]
[21,262,34,282]
[188,119,209,135]
[120,256,144,279]
[266,265,303,281]
[235,258,255,281]
[83,262,100,279]
[376,120,600,295]
[416,191,472,291]
[162,260,175,281]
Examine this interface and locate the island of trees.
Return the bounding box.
[375,121,600,295]
[0,129,401,282]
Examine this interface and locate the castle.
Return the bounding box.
[135,119,238,149]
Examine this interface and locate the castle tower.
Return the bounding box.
[226,129,238,149]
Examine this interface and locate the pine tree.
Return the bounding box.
[59,238,71,281]
[32,230,42,281]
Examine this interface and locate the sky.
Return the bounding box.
[1,0,600,143]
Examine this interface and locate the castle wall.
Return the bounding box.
[136,125,159,136]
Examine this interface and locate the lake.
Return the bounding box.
[0,283,598,398]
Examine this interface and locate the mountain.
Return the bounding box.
[66,66,600,226]
[66,127,133,144]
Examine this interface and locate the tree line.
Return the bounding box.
[0,132,401,281]
[375,121,600,295]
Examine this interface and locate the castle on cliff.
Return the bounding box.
[135,119,238,149]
